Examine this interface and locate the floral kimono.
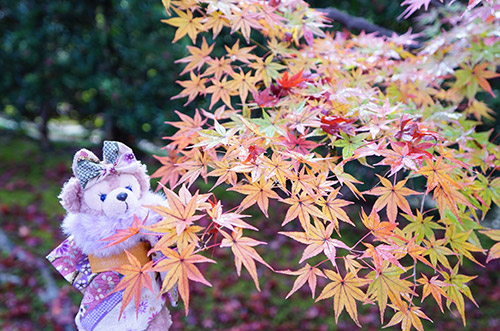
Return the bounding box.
[47,236,166,331]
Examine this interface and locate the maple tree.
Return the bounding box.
[109,0,500,329]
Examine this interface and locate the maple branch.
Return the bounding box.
[318,7,395,38]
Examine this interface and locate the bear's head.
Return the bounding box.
[59,141,161,257]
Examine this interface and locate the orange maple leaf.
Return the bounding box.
[229,8,263,43]
[278,263,326,299]
[151,154,185,189]
[175,37,214,75]
[317,187,354,227]
[207,201,257,231]
[364,175,420,223]
[315,270,368,327]
[220,228,273,291]
[100,214,146,248]
[418,274,449,313]
[277,69,306,91]
[163,8,203,43]
[145,188,203,236]
[111,250,155,319]
[281,192,324,232]
[173,72,207,106]
[470,63,500,97]
[360,208,398,243]
[206,76,235,109]
[280,219,350,265]
[229,175,280,217]
[154,244,215,315]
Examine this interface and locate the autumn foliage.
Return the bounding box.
[109,0,500,329]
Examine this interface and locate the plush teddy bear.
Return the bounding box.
[47,141,173,331]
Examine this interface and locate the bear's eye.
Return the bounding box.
[126,185,133,192]
[100,193,107,202]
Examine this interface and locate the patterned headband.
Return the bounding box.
[72,141,139,189]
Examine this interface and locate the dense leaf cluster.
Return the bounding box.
[91,0,500,329]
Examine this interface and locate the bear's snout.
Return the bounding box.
[117,192,128,201]
[102,187,139,218]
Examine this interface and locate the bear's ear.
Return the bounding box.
[59,177,82,213]
[135,163,151,194]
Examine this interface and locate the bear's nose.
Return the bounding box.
[116,192,128,201]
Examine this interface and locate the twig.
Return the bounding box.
[318,7,395,38]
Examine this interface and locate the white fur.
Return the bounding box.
[62,191,165,257]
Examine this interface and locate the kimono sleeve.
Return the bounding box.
[46,236,97,293]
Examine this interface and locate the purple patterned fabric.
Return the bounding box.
[47,236,166,330]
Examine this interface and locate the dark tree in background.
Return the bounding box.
[1,0,189,147]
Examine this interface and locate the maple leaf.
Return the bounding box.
[207,201,257,231]
[486,242,500,263]
[224,39,257,63]
[146,224,203,252]
[334,131,370,159]
[364,175,420,223]
[203,57,234,81]
[445,225,485,266]
[320,115,357,137]
[204,11,230,38]
[251,87,279,107]
[278,263,326,299]
[165,109,206,150]
[154,244,215,315]
[418,274,449,313]
[280,219,350,265]
[206,76,235,109]
[207,159,241,188]
[316,187,354,226]
[422,235,455,270]
[228,7,263,43]
[220,228,273,291]
[402,210,443,243]
[465,99,495,121]
[418,157,460,194]
[384,302,432,331]
[173,71,207,106]
[443,265,478,326]
[249,54,285,86]
[281,192,324,232]
[315,270,368,327]
[480,229,500,263]
[280,130,319,155]
[399,0,435,19]
[194,120,238,150]
[111,250,155,319]
[163,8,203,43]
[361,208,398,243]
[261,153,293,189]
[454,63,500,98]
[362,243,405,273]
[273,69,306,97]
[228,175,280,217]
[205,0,238,17]
[145,188,203,236]
[375,142,420,175]
[176,149,210,187]
[100,214,146,248]
[175,37,214,75]
[151,153,185,189]
[366,265,416,323]
[228,69,256,105]
[287,167,317,198]
[331,164,364,200]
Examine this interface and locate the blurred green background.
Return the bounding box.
[1,0,500,330]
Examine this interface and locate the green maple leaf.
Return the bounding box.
[334,132,369,159]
